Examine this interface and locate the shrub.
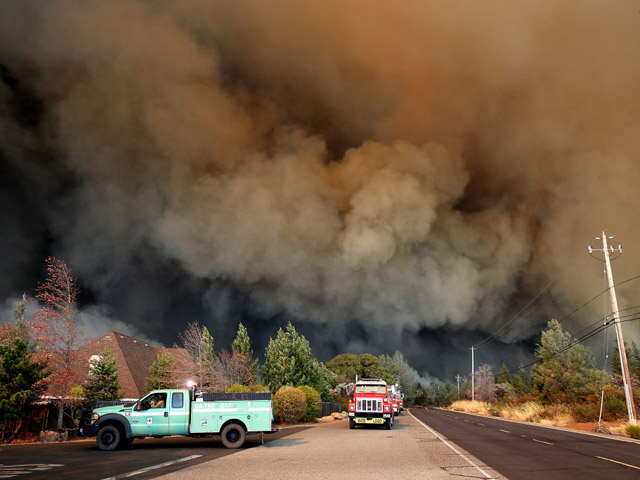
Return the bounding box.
[603,396,627,420]
[626,423,640,439]
[570,402,600,423]
[249,384,270,392]
[226,384,252,393]
[297,386,322,422]
[273,386,307,424]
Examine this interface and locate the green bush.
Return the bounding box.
[297,386,322,422]
[626,423,640,439]
[273,386,307,424]
[226,384,251,393]
[603,396,627,420]
[570,402,600,422]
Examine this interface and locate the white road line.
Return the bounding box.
[408,409,493,479]
[100,455,202,480]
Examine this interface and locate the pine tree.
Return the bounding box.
[0,338,48,441]
[231,323,258,379]
[200,326,216,389]
[84,347,121,402]
[232,323,252,356]
[496,363,512,385]
[532,319,604,403]
[262,323,317,392]
[146,349,178,392]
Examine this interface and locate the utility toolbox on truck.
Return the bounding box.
[80,387,277,450]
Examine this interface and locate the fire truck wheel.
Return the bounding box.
[349,419,355,429]
[221,423,246,449]
[97,425,122,451]
[385,418,391,430]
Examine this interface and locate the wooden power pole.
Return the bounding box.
[589,231,637,423]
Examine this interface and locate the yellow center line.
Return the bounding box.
[596,456,640,471]
[533,439,554,446]
[499,429,510,434]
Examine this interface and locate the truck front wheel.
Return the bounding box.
[349,419,355,429]
[97,425,122,451]
[221,423,246,449]
[385,418,391,430]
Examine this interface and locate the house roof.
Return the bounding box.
[79,331,194,399]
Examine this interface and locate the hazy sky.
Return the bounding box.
[1,1,639,380]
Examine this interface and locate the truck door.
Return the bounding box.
[130,392,170,436]
[168,391,189,435]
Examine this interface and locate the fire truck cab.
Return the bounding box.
[348,378,394,430]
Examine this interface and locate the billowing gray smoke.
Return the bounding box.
[1,0,639,379]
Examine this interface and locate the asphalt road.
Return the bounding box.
[0,427,307,480]
[156,412,502,480]
[411,407,640,480]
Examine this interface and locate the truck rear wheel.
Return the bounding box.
[97,425,122,451]
[221,423,246,449]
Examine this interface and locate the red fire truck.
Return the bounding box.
[347,378,394,430]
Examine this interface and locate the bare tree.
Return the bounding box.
[475,363,496,403]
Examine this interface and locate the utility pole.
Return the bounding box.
[455,374,461,401]
[589,231,637,423]
[471,346,475,402]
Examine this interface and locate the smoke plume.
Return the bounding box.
[1,0,639,379]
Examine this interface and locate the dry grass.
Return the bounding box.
[450,400,491,415]
[448,400,576,427]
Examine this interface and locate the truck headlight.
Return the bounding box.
[92,413,100,422]
[384,405,390,412]
[348,404,355,411]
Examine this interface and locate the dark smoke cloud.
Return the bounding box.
[1,0,639,379]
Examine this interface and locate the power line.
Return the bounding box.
[508,316,640,375]
[474,281,554,350]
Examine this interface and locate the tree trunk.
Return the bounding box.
[57,402,64,430]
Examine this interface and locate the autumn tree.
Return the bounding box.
[475,363,496,402]
[532,319,604,403]
[146,349,178,391]
[30,257,84,430]
[0,338,48,441]
[84,347,121,402]
[213,349,257,391]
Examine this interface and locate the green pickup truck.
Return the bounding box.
[80,389,277,450]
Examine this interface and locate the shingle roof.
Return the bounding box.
[79,331,194,399]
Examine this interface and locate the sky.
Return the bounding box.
[1,0,640,381]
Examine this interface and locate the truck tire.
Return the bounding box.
[97,425,122,451]
[221,423,246,449]
[385,418,391,430]
[349,419,355,429]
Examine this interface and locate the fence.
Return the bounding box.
[319,402,342,418]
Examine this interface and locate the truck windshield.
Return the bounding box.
[355,385,386,394]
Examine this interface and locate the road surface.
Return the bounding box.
[411,407,640,480]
